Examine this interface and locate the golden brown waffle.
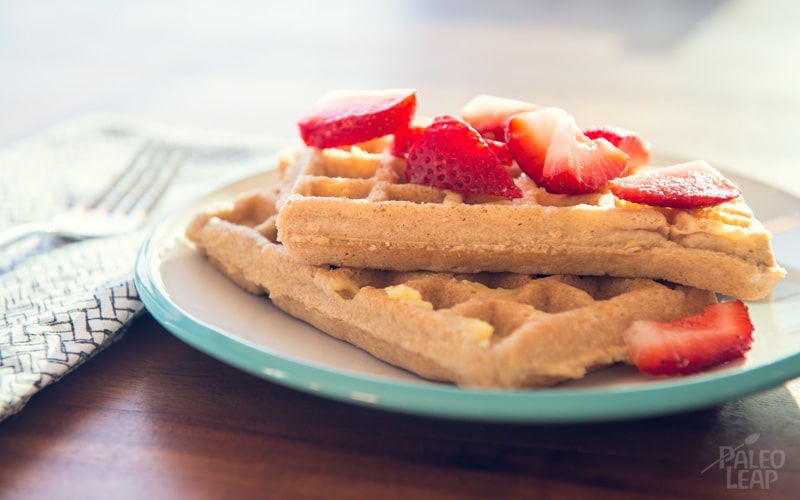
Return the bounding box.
[275,145,785,300]
[186,185,717,388]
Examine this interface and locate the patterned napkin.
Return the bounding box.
[0,115,283,421]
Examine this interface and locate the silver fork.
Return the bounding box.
[0,141,186,248]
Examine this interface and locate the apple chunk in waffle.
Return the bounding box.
[276,90,785,301]
[187,186,717,389]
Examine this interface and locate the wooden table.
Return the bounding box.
[2,1,799,498]
[0,314,797,499]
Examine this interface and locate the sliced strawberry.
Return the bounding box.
[458,94,540,141]
[298,89,417,148]
[583,126,650,168]
[506,107,569,185]
[537,113,629,194]
[405,115,522,198]
[609,160,742,209]
[486,139,512,166]
[623,300,754,376]
[391,122,426,158]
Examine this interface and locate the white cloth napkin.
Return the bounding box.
[0,115,284,421]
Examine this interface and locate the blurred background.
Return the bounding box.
[1,0,798,188]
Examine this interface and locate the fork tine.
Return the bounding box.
[83,141,184,215]
[127,148,186,214]
[82,140,159,212]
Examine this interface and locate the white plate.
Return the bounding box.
[135,167,800,422]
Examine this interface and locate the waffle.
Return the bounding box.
[275,144,785,300]
[186,185,717,388]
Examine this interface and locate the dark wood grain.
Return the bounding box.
[1,314,797,499]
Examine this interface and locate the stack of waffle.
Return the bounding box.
[186,140,782,388]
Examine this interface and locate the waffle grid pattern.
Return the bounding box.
[274,146,784,300]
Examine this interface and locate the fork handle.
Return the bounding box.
[0,222,56,248]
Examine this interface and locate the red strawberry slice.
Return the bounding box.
[623,300,754,376]
[458,94,540,141]
[539,114,630,194]
[298,89,417,148]
[609,160,742,209]
[391,121,427,158]
[405,115,523,198]
[583,126,651,168]
[486,139,513,166]
[506,107,569,185]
